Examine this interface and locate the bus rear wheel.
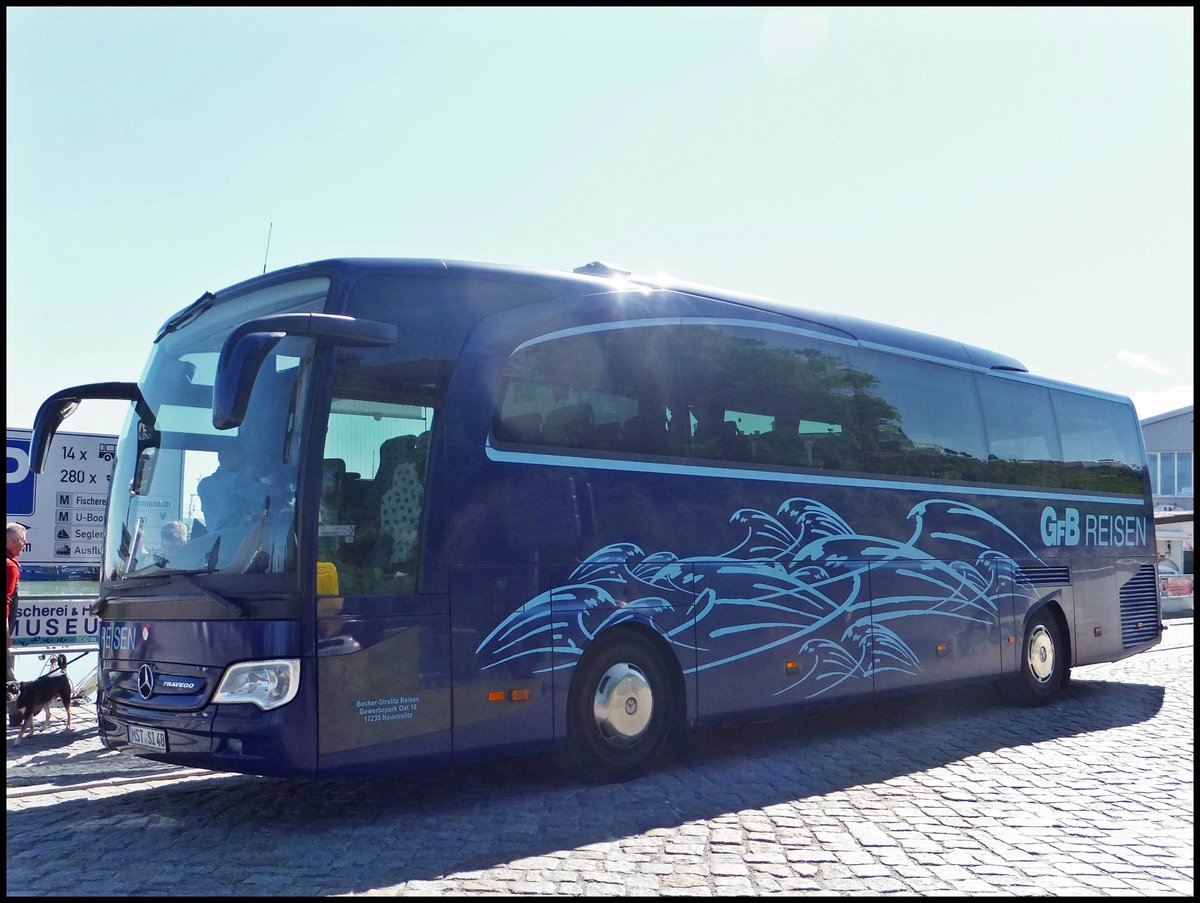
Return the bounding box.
[1004,607,1068,707]
[565,632,673,783]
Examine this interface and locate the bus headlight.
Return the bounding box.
[213,659,300,710]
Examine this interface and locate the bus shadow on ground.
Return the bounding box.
[5,677,1172,896]
[5,705,195,791]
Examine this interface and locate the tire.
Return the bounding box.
[565,631,674,783]
[1004,607,1068,707]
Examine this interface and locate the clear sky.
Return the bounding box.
[6,7,1194,438]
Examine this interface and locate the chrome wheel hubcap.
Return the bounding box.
[592,662,653,747]
[1028,624,1056,683]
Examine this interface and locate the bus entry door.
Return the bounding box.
[315,603,452,774]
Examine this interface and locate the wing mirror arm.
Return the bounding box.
[30,382,149,474]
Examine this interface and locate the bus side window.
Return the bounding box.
[621,413,667,454]
[495,411,544,444]
[544,402,595,448]
[689,402,752,462]
[320,402,433,595]
[810,432,856,471]
[756,414,808,467]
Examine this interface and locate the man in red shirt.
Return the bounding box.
[6,522,27,684]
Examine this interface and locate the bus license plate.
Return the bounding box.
[128,725,168,753]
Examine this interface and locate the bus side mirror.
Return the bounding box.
[30,381,145,474]
[212,313,398,430]
[31,398,79,474]
[213,331,284,430]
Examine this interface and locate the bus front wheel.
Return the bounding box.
[1004,607,1068,706]
[565,632,673,783]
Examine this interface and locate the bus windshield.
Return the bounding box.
[103,277,330,583]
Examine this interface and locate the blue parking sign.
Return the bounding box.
[7,436,35,517]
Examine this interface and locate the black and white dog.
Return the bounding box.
[10,655,73,745]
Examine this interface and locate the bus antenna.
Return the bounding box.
[262,222,273,274]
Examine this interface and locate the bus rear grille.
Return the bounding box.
[1016,565,1071,586]
[1119,565,1160,649]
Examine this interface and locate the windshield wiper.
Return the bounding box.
[155,291,217,342]
[91,568,249,618]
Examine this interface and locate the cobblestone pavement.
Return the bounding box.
[7,618,1193,897]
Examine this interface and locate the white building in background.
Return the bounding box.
[1141,406,1193,609]
[1143,405,1194,511]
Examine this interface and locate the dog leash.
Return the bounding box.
[42,651,86,676]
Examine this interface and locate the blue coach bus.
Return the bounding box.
[31,258,1162,781]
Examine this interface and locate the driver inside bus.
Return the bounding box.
[197,446,266,532]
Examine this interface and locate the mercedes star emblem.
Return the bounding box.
[138,664,155,700]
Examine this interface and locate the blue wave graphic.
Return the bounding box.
[475,496,1044,697]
